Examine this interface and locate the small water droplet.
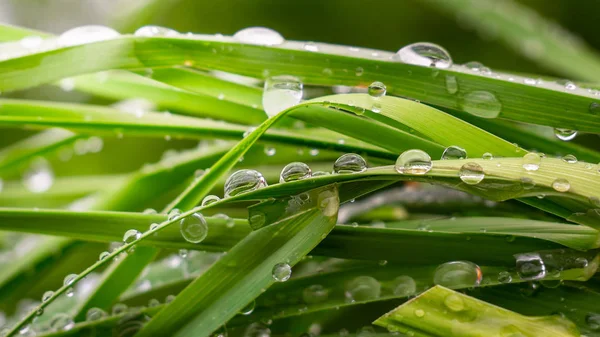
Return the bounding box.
[557,80,577,90]
[433,261,482,288]
[86,307,107,321]
[521,177,536,189]
[280,162,312,183]
[303,42,319,52]
[179,249,188,258]
[165,295,176,303]
[562,154,577,164]
[395,149,432,174]
[312,171,330,177]
[224,169,267,197]
[263,76,303,117]
[444,294,465,312]
[368,81,386,98]
[463,61,484,72]
[414,309,425,317]
[482,152,493,160]
[552,178,570,192]
[50,313,74,331]
[168,209,182,221]
[134,25,179,37]
[58,25,119,47]
[460,91,502,118]
[23,158,54,193]
[64,274,77,287]
[240,300,256,315]
[309,149,319,156]
[42,290,54,302]
[202,195,221,206]
[498,271,512,283]
[149,223,159,231]
[585,313,600,330]
[392,42,452,69]
[441,146,467,160]
[303,284,328,304]
[554,128,577,141]
[180,213,208,243]
[391,276,416,297]
[233,27,284,46]
[272,263,292,282]
[459,162,484,185]
[355,67,364,76]
[123,229,141,244]
[264,147,276,156]
[344,276,381,302]
[143,208,157,214]
[516,253,546,281]
[112,303,128,315]
[445,75,458,94]
[589,102,600,115]
[333,153,367,174]
[522,152,541,171]
[99,251,110,261]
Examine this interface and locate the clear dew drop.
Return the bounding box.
[392,42,452,69]
[333,153,367,174]
[498,271,512,284]
[57,25,119,47]
[262,76,303,117]
[522,152,541,171]
[202,195,221,206]
[280,162,312,183]
[99,251,110,261]
[344,276,381,302]
[272,263,292,282]
[134,25,179,37]
[179,213,209,243]
[552,178,571,192]
[355,67,364,76]
[42,290,54,302]
[264,147,276,156]
[303,284,329,304]
[444,294,465,312]
[23,158,54,193]
[433,261,482,288]
[240,300,256,315]
[562,154,577,164]
[395,149,432,175]
[224,169,267,197]
[303,42,319,52]
[557,80,577,90]
[554,128,577,141]
[459,162,485,185]
[86,307,107,321]
[441,146,467,160]
[50,313,74,331]
[589,102,600,115]
[445,75,458,94]
[143,208,157,214]
[165,295,176,303]
[168,209,182,221]
[149,223,159,231]
[459,91,502,118]
[368,82,386,98]
[391,276,416,297]
[233,27,284,46]
[463,61,485,72]
[515,253,546,281]
[112,303,128,315]
[179,249,188,258]
[521,177,536,190]
[482,152,493,160]
[64,274,77,287]
[123,229,141,244]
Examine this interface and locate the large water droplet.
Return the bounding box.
[395,149,432,175]
[272,263,292,282]
[368,82,386,98]
[345,276,381,302]
[441,146,467,160]
[303,284,328,304]
[522,152,541,171]
[333,153,367,174]
[50,313,74,331]
[180,213,208,243]
[433,261,482,288]
[86,307,107,321]
[57,25,119,47]
[554,128,577,141]
[202,195,221,206]
[262,76,303,117]
[23,158,54,193]
[224,169,267,197]
[280,162,311,183]
[460,91,502,118]
[134,25,179,37]
[515,253,546,281]
[459,162,484,185]
[234,27,284,46]
[392,42,452,69]
[123,229,141,244]
[390,276,416,297]
[552,178,570,192]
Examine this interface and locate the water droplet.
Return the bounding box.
[86,307,107,321]
[516,253,546,281]
[557,80,577,90]
[23,158,54,193]
[554,128,577,141]
[322,68,333,76]
[248,212,266,228]
[585,313,600,330]
[272,263,292,282]
[368,82,386,98]
[202,195,221,206]
[441,146,467,160]
[64,274,77,287]
[445,75,458,94]
[523,78,537,85]
[168,209,182,221]
[391,276,416,297]
[165,295,176,303]
[280,162,311,183]
[333,153,367,174]
[134,25,179,37]
[50,313,74,331]
[303,42,319,52]
[521,177,535,190]
[233,27,284,46]
[562,154,577,164]
[179,249,188,258]
[459,162,484,185]
[460,91,502,118]
[303,284,328,304]
[149,223,159,231]
[112,303,128,315]
[463,61,485,72]
[395,149,432,174]
[180,213,208,243]
[444,294,465,312]
[42,290,54,302]
[522,152,541,171]
[355,67,364,76]
[309,149,319,156]
[393,42,452,69]
[589,102,600,115]
[498,271,512,283]
[262,76,303,117]
[240,300,256,315]
[57,25,119,47]
[143,208,157,214]
[433,261,482,288]
[99,251,110,261]
[552,178,570,192]
[344,276,380,302]
[414,309,425,317]
[123,229,141,244]
[482,152,493,160]
[224,169,267,197]
[264,147,276,156]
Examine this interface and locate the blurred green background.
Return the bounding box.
[3,0,600,78]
